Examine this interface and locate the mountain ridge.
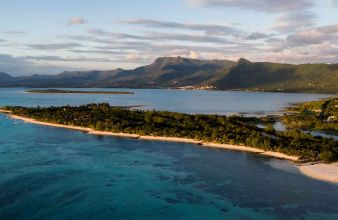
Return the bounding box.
[1,57,338,94]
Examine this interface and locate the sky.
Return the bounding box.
[0,0,338,76]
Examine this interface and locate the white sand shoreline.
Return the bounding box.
[297,163,338,184]
[1,110,338,184]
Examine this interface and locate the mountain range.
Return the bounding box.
[1,57,338,94]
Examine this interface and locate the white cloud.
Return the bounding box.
[126,53,143,61]
[167,49,200,59]
[67,17,88,26]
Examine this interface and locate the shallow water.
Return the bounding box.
[1,115,338,220]
[307,130,338,141]
[1,88,338,219]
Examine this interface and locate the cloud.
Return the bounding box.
[24,55,116,63]
[272,12,316,32]
[0,39,10,47]
[286,23,338,47]
[124,50,200,64]
[68,49,124,55]
[94,43,225,54]
[258,43,338,64]
[119,18,239,35]
[82,29,231,44]
[143,31,230,44]
[244,32,272,40]
[5,12,337,75]
[61,27,263,65]
[87,28,148,40]
[26,42,82,50]
[100,22,338,64]
[119,18,274,41]
[188,0,314,13]
[258,23,338,63]
[0,54,76,76]
[167,49,200,59]
[125,53,151,62]
[67,17,88,26]
[5,30,26,35]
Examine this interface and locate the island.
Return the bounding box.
[26,89,134,95]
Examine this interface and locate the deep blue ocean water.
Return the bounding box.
[0,88,337,220]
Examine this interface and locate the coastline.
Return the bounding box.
[1,109,338,184]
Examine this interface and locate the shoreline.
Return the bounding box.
[1,110,338,184]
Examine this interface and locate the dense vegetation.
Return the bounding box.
[216,60,338,94]
[281,98,338,132]
[3,103,338,162]
[1,57,338,94]
[27,89,134,95]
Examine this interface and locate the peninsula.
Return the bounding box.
[1,104,337,183]
[1,103,337,162]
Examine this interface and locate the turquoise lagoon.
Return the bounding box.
[0,88,337,220]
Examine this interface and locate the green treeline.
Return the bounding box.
[4,103,338,162]
[282,98,338,132]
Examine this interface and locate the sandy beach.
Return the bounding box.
[0,109,12,114]
[260,151,299,161]
[202,142,265,153]
[298,163,338,183]
[9,114,93,132]
[139,136,203,144]
[2,110,338,184]
[88,130,140,138]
